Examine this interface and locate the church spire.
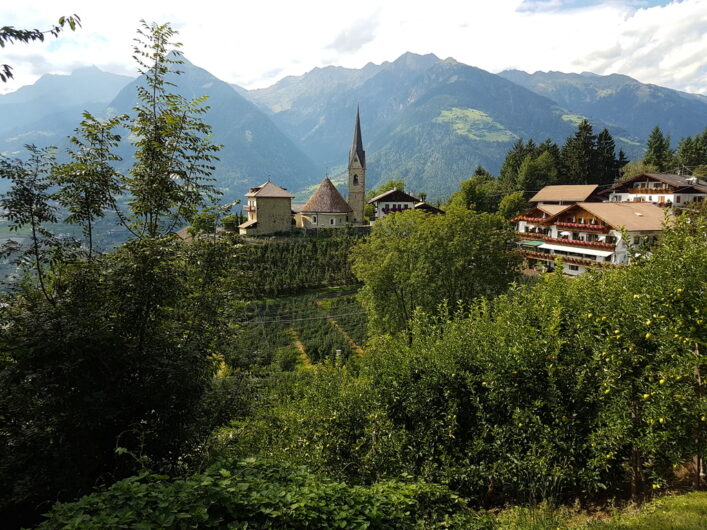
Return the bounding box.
[349,105,365,169]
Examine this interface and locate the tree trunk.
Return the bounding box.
[631,400,642,498]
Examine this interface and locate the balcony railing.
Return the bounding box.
[555,221,609,233]
[514,216,548,224]
[516,232,615,249]
[629,187,674,195]
[520,249,617,268]
[243,205,256,213]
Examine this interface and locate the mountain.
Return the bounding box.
[248,53,639,197]
[0,66,133,137]
[107,56,321,199]
[498,70,707,143]
[0,59,321,201]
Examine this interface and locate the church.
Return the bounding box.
[239,108,367,236]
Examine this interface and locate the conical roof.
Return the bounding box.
[348,107,366,168]
[301,178,353,213]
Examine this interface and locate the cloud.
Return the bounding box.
[0,0,705,96]
[326,13,380,54]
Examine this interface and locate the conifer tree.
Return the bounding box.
[595,128,618,185]
[644,126,674,172]
[561,119,597,184]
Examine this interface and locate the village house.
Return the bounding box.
[367,188,443,222]
[514,201,666,276]
[606,173,707,206]
[238,181,294,236]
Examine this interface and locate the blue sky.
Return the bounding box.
[1,1,705,94]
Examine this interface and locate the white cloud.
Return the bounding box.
[1,0,704,95]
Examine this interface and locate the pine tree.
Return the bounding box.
[644,126,674,172]
[561,120,597,184]
[595,129,618,185]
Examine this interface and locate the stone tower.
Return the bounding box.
[347,107,366,224]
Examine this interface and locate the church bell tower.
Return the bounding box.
[347,107,366,224]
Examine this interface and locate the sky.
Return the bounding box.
[1,0,706,95]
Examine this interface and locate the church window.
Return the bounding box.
[330,218,335,225]
[313,216,317,224]
[353,174,359,186]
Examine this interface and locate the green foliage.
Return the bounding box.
[644,126,674,173]
[0,15,81,82]
[38,458,490,529]
[497,191,528,220]
[127,21,220,238]
[619,160,659,182]
[448,173,502,213]
[231,210,706,505]
[675,128,707,173]
[351,207,521,339]
[561,119,598,185]
[517,151,559,191]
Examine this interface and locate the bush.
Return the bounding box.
[38,458,493,529]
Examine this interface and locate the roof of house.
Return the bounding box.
[414,202,445,214]
[560,202,667,231]
[368,188,419,204]
[611,173,707,193]
[301,177,353,213]
[529,185,599,203]
[537,204,569,216]
[245,181,294,198]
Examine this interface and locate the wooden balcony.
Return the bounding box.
[555,221,609,233]
[521,250,617,268]
[629,187,674,195]
[243,205,256,213]
[514,216,548,224]
[516,232,615,250]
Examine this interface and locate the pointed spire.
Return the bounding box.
[349,106,366,169]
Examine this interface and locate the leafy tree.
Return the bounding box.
[0,145,59,303]
[54,113,126,259]
[448,173,501,213]
[497,191,528,220]
[561,119,597,184]
[351,208,520,339]
[0,22,230,526]
[126,21,220,239]
[0,15,81,82]
[516,151,559,191]
[619,160,659,182]
[644,126,674,172]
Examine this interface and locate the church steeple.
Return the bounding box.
[349,106,366,169]
[347,106,366,224]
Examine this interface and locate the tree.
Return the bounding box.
[0,22,228,526]
[351,207,520,339]
[675,128,707,173]
[561,119,597,184]
[497,191,528,220]
[516,151,559,191]
[0,145,58,303]
[644,126,674,172]
[54,113,126,259]
[448,174,501,213]
[499,139,536,190]
[126,21,220,239]
[1,15,81,82]
[595,129,619,185]
[619,160,659,183]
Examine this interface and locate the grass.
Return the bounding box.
[434,107,518,142]
[494,491,707,529]
[585,491,707,529]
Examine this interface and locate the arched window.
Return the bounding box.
[353,174,359,186]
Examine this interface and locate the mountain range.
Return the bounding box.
[2,53,706,200]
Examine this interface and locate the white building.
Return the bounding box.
[607,173,707,206]
[514,202,666,276]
